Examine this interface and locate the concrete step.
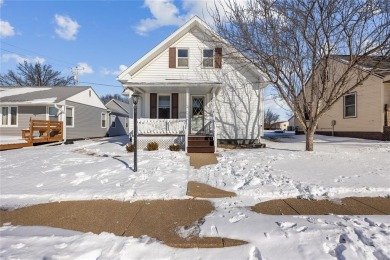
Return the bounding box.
[188,140,214,147]
[188,135,214,141]
[187,146,215,153]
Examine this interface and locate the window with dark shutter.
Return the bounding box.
[169,48,176,68]
[172,93,178,119]
[215,47,222,68]
[150,93,157,118]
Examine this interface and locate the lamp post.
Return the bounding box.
[132,93,139,172]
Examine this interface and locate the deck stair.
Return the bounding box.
[187,135,215,153]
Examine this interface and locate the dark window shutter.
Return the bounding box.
[215,47,222,68]
[169,48,176,68]
[150,93,157,119]
[172,93,178,119]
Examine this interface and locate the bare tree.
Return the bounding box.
[0,61,74,86]
[264,108,280,129]
[211,0,390,150]
[100,94,129,105]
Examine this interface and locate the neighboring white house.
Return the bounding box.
[117,16,267,152]
[0,86,108,141]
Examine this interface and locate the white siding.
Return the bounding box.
[129,29,261,140]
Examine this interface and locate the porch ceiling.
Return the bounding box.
[122,81,222,94]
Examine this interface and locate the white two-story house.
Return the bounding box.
[117,16,267,152]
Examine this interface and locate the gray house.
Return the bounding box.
[0,86,108,140]
[105,99,130,137]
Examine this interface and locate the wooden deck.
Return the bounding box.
[0,120,63,151]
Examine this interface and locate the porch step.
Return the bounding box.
[188,135,214,141]
[187,146,215,153]
[187,135,214,153]
[188,140,214,147]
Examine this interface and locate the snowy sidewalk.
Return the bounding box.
[0,199,247,248]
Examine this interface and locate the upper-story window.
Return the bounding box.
[177,49,189,68]
[203,49,214,68]
[344,92,357,118]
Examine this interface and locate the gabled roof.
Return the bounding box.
[117,16,265,83]
[105,99,130,115]
[334,55,390,78]
[0,86,90,103]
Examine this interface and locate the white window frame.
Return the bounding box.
[101,112,107,128]
[47,106,60,121]
[65,106,75,127]
[344,92,357,118]
[111,115,116,128]
[177,48,189,68]
[202,49,214,68]
[0,106,18,127]
[157,94,171,119]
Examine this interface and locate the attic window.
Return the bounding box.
[89,90,92,97]
[203,49,214,68]
[177,49,189,68]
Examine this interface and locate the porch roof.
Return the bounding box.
[122,80,222,95]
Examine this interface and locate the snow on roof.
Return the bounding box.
[0,86,90,104]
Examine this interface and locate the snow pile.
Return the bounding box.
[1,134,389,259]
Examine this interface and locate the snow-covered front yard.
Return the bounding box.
[1,133,389,259]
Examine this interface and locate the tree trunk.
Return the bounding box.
[305,127,315,151]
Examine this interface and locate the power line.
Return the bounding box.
[1,41,75,67]
[78,81,123,88]
[1,48,73,71]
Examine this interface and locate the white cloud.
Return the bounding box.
[100,65,127,76]
[77,62,93,75]
[0,0,4,7]
[0,20,15,37]
[54,14,80,40]
[2,53,45,64]
[135,0,248,35]
[136,0,188,35]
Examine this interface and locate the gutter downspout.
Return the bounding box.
[258,80,271,144]
[212,87,218,153]
[54,102,66,142]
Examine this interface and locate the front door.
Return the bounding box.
[191,96,205,133]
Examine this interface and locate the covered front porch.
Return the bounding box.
[122,81,222,152]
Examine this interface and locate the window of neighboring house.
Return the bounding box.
[48,107,59,121]
[1,106,18,126]
[344,92,357,118]
[111,115,116,128]
[125,117,128,128]
[177,49,189,68]
[203,49,214,68]
[101,112,106,128]
[66,107,74,127]
[158,95,171,119]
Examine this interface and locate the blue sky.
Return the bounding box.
[0,0,291,120]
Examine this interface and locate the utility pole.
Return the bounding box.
[72,66,84,86]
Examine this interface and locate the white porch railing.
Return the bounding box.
[137,119,186,135]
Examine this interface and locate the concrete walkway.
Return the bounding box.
[188,153,218,169]
[0,199,247,248]
[252,197,390,215]
[187,181,236,198]
[1,181,389,249]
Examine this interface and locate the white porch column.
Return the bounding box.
[185,87,189,152]
[212,88,217,153]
